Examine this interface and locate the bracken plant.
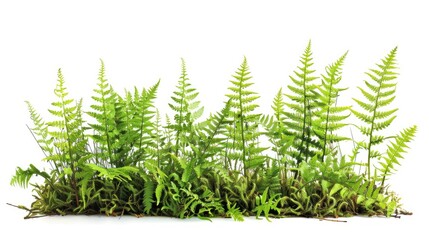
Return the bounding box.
[10,42,417,221]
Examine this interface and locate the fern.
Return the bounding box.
[197,100,231,161]
[260,89,284,157]
[225,199,244,221]
[168,59,204,157]
[378,125,417,187]
[84,163,139,181]
[132,81,160,162]
[351,47,399,180]
[143,179,155,214]
[260,88,295,162]
[87,60,118,167]
[284,41,320,166]
[25,101,54,157]
[253,187,281,221]
[110,91,137,166]
[11,44,417,219]
[314,52,350,161]
[144,110,165,168]
[259,89,294,192]
[10,164,51,188]
[225,57,264,176]
[46,69,87,205]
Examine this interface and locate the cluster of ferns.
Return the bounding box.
[11,42,416,220]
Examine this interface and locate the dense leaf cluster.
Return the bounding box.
[11,42,416,220]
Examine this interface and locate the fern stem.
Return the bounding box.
[239,88,247,176]
[57,74,80,206]
[366,65,390,180]
[366,86,383,180]
[174,60,187,157]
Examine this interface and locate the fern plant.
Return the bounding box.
[87,60,118,167]
[314,52,350,162]
[378,125,417,188]
[225,57,265,177]
[351,47,407,180]
[168,59,204,158]
[10,43,417,220]
[284,41,321,166]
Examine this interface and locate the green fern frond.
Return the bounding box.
[46,69,87,205]
[284,40,320,165]
[85,163,138,182]
[226,201,244,221]
[198,100,231,159]
[75,165,95,210]
[378,125,417,187]
[25,101,54,156]
[130,80,160,164]
[225,57,264,175]
[168,59,204,157]
[88,60,118,166]
[314,51,350,161]
[272,88,284,123]
[10,164,51,188]
[351,47,399,180]
[143,179,155,214]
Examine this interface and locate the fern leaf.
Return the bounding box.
[351,47,399,180]
[129,80,160,164]
[143,180,155,214]
[168,59,204,157]
[314,51,350,161]
[88,60,118,166]
[85,163,138,182]
[25,101,54,156]
[284,40,320,165]
[10,164,50,188]
[378,125,417,187]
[225,57,263,175]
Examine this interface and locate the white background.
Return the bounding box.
[1,0,428,239]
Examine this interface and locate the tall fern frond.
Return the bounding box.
[87,60,118,167]
[314,52,350,161]
[351,47,399,180]
[109,91,137,166]
[129,80,160,164]
[378,125,417,187]
[168,59,204,156]
[46,69,86,205]
[284,40,320,166]
[225,57,264,176]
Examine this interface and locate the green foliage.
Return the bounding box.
[10,164,51,188]
[168,59,204,158]
[254,187,282,221]
[314,52,350,161]
[87,60,118,166]
[378,125,417,187]
[284,41,320,165]
[225,57,265,176]
[351,47,400,180]
[11,44,416,220]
